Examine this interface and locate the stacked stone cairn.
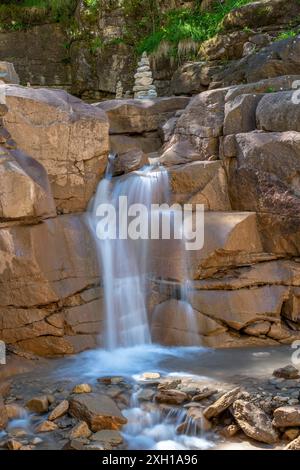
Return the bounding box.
[115,80,123,99]
[133,52,157,99]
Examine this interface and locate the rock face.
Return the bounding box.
[3,85,109,213]
[69,393,127,432]
[232,400,279,444]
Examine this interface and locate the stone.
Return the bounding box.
[155,389,188,405]
[192,388,218,401]
[203,387,240,419]
[108,148,148,176]
[20,445,35,451]
[200,31,250,61]
[283,428,300,441]
[142,372,161,380]
[224,93,263,135]
[36,420,58,432]
[186,407,212,432]
[221,424,240,438]
[170,62,220,95]
[69,393,127,432]
[90,429,123,447]
[273,406,300,427]
[72,384,92,394]
[273,366,300,380]
[232,400,279,444]
[26,396,49,413]
[0,396,8,430]
[257,91,300,133]
[244,321,271,337]
[285,435,300,450]
[3,85,109,213]
[69,421,92,439]
[6,439,22,450]
[5,404,26,420]
[95,96,189,134]
[0,62,19,84]
[48,400,69,421]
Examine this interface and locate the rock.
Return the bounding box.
[155,389,188,405]
[224,93,263,135]
[273,406,300,427]
[72,384,92,394]
[186,407,212,432]
[136,388,155,402]
[48,400,69,421]
[244,321,271,337]
[20,445,35,451]
[192,388,218,401]
[108,149,148,176]
[170,62,220,95]
[203,387,240,419]
[0,396,8,430]
[0,147,56,221]
[225,76,300,103]
[257,91,300,132]
[90,429,123,447]
[36,420,58,432]
[220,423,240,438]
[273,366,300,380]
[3,85,109,213]
[69,393,127,432]
[26,396,49,413]
[5,404,26,420]
[6,439,22,450]
[31,437,43,445]
[0,62,19,84]
[283,428,300,441]
[142,372,161,381]
[95,96,189,134]
[232,400,279,444]
[285,435,300,450]
[200,31,250,62]
[69,421,92,439]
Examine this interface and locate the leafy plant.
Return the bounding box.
[276,30,299,41]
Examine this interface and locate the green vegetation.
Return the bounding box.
[275,29,299,41]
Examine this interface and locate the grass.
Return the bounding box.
[136,0,255,59]
[275,29,299,41]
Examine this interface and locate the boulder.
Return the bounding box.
[48,400,69,421]
[257,91,300,132]
[95,97,190,134]
[108,149,148,176]
[273,365,300,380]
[155,389,188,405]
[170,62,220,95]
[243,321,271,337]
[69,421,92,439]
[26,396,49,413]
[285,435,300,450]
[224,93,263,135]
[273,406,300,427]
[0,146,56,221]
[232,400,279,444]
[225,76,300,103]
[69,393,127,431]
[2,85,110,213]
[203,387,240,419]
[110,133,162,155]
[0,62,19,84]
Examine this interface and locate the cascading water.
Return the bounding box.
[87,163,169,349]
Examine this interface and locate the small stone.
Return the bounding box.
[10,428,28,438]
[6,439,22,450]
[36,420,58,433]
[97,377,125,385]
[47,395,55,405]
[142,372,161,381]
[84,443,105,450]
[90,429,123,447]
[26,396,49,413]
[20,445,35,450]
[220,424,240,438]
[48,400,69,421]
[72,384,92,394]
[273,366,300,380]
[192,388,217,401]
[69,421,91,439]
[283,428,300,441]
[31,437,43,445]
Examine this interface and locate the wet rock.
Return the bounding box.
[36,420,58,432]
[136,388,155,402]
[232,400,279,444]
[273,366,300,380]
[90,429,123,447]
[70,421,92,439]
[192,388,218,401]
[273,406,300,427]
[204,387,240,420]
[0,396,8,430]
[84,443,105,451]
[285,435,300,450]
[97,377,125,385]
[69,393,127,432]
[48,400,69,421]
[9,428,28,438]
[155,389,188,405]
[31,437,43,445]
[72,384,92,394]
[186,407,212,432]
[6,439,22,450]
[64,438,89,450]
[5,404,26,420]
[26,396,49,413]
[157,379,181,391]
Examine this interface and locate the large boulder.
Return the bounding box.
[257,90,300,132]
[2,85,110,213]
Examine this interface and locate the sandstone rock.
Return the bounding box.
[285,435,300,450]
[192,388,218,401]
[232,400,279,444]
[95,96,189,134]
[273,365,300,380]
[90,429,123,447]
[0,396,8,429]
[0,62,19,84]
[6,439,22,450]
[142,372,160,380]
[69,421,92,439]
[48,400,69,421]
[257,91,300,132]
[204,387,240,419]
[273,406,300,427]
[186,407,212,432]
[72,384,92,394]
[159,135,219,165]
[200,31,250,62]
[221,423,240,438]
[243,321,271,337]
[0,147,56,221]
[155,389,188,405]
[283,428,300,441]
[36,420,58,432]
[5,404,26,420]
[108,149,148,176]
[224,93,263,135]
[26,396,49,413]
[225,76,300,103]
[69,393,127,432]
[110,132,162,155]
[3,85,109,213]
[170,62,220,95]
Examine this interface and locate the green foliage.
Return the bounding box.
[276,30,299,41]
[136,0,254,57]
[90,36,104,54]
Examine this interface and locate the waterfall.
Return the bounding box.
[87,164,169,349]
